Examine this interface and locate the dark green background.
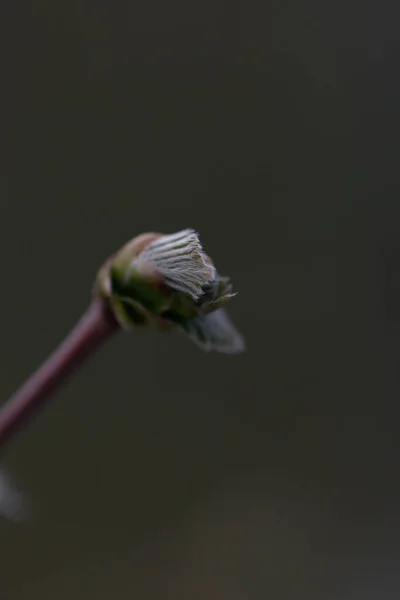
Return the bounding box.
[1,1,400,598]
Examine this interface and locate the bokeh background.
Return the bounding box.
[1,1,400,598]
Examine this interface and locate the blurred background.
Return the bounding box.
[1,1,400,598]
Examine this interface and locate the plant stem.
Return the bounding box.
[0,298,119,450]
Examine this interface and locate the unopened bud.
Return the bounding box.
[96,229,245,353]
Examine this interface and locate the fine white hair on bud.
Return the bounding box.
[132,229,216,300]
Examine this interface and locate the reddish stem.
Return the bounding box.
[0,298,119,450]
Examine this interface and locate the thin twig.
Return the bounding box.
[0,298,119,450]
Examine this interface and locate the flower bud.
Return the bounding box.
[96,229,245,353]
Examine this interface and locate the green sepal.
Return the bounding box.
[109,263,170,317]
